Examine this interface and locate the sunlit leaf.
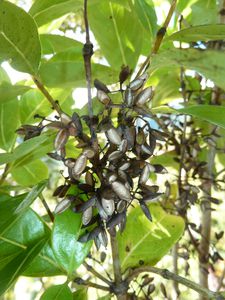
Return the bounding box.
[0,82,31,104]
[40,284,73,300]
[118,204,185,271]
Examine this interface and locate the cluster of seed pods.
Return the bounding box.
[18,70,167,249]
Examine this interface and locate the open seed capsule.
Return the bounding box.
[139,164,152,185]
[108,150,123,161]
[102,198,115,216]
[129,73,148,91]
[97,90,111,105]
[54,198,71,214]
[72,154,87,176]
[124,88,134,107]
[54,129,69,151]
[61,113,72,125]
[135,86,153,106]
[82,206,92,225]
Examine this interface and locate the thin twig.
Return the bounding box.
[110,234,122,284]
[136,0,177,78]
[83,261,112,286]
[32,76,61,115]
[127,266,225,300]
[39,193,54,222]
[74,277,110,292]
[0,163,10,185]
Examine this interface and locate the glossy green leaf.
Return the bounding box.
[187,0,217,26]
[11,159,49,187]
[29,0,82,27]
[0,98,19,151]
[40,284,73,300]
[0,209,49,294]
[40,34,83,55]
[0,1,41,74]
[0,82,31,103]
[52,210,92,276]
[23,239,64,277]
[73,289,88,300]
[15,180,48,214]
[167,24,225,42]
[151,49,225,90]
[89,1,143,70]
[118,204,185,271]
[0,133,54,165]
[178,105,225,129]
[39,61,117,88]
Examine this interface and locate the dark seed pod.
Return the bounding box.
[72,154,87,177]
[142,192,163,203]
[53,184,70,198]
[152,164,168,174]
[107,212,125,229]
[108,150,123,162]
[78,231,90,243]
[47,152,63,161]
[54,198,71,214]
[100,251,107,262]
[129,73,148,91]
[119,162,130,171]
[83,147,95,158]
[88,226,102,241]
[97,90,111,105]
[98,229,108,248]
[117,200,126,213]
[119,65,131,85]
[85,171,94,186]
[94,79,110,93]
[139,164,151,185]
[96,199,109,220]
[54,129,69,151]
[111,181,131,201]
[119,139,128,153]
[140,201,152,221]
[106,127,122,145]
[94,235,101,250]
[124,88,134,107]
[72,112,83,136]
[135,86,153,106]
[82,207,92,225]
[76,195,97,213]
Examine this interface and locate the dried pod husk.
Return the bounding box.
[94,235,101,250]
[54,198,71,214]
[102,198,115,216]
[72,112,83,136]
[83,147,95,158]
[124,126,136,149]
[61,112,72,125]
[107,212,126,229]
[96,199,109,220]
[94,79,110,93]
[78,231,90,243]
[124,88,134,107]
[111,181,131,201]
[141,143,153,156]
[119,139,128,153]
[53,184,70,198]
[98,229,108,248]
[97,90,111,105]
[135,86,153,107]
[139,164,152,185]
[140,201,152,221]
[82,206,93,225]
[76,195,97,213]
[106,127,122,145]
[119,65,131,85]
[108,150,123,162]
[78,183,94,193]
[72,154,87,177]
[147,284,155,295]
[88,226,102,241]
[54,129,69,151]
[47,152,63,161]
[129,73,148,90]
[142,192,163,203]
[85,171,94,186]
[117,200,127,213]
[152,164,168,174]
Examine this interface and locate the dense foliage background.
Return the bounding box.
[1,0,225,299]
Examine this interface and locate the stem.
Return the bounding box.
[32,76,61,115]
[127,266,225,300]
[136,0,177,78]
[39,193,54,222]
[74,278,110,292]
[83,261,112,286]
[0,163,10,185]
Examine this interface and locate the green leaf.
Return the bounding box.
[178,105,225,129]
[40,284,73,300]
[0,82,31,104]
[118,204,185,272]
[128,0,157,38]
[15,180,48,214]
[187,0,217,26]
[0,1,41,74]
[151,48,225,90]
[167,24,225,42]
[73,289,88,300]
[0,133,54,165]
[52,210,92,276]
[23,239,64,277]
[0,209,49,295]
[0,98,20,151]
[11,159,49,187]
[89,1,143,70]
[40,34,83,55]
[29,0,82,27]
[39,61,117,88]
